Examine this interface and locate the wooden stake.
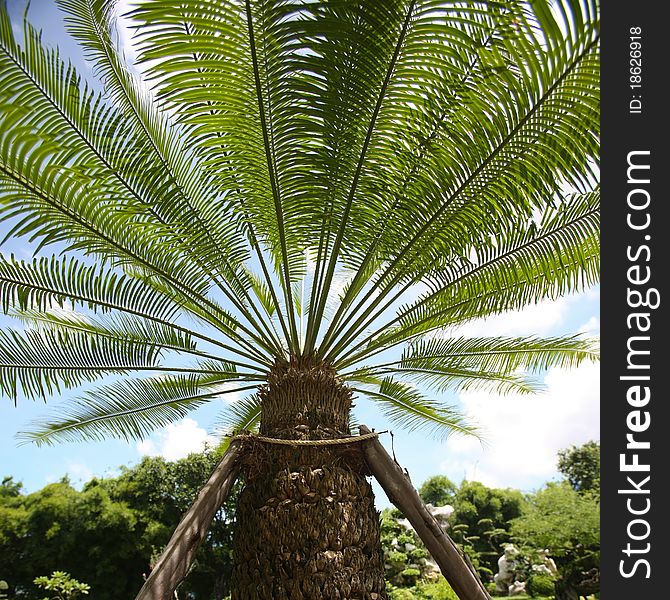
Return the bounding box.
[360,426,492,600]
[135,439,244,600]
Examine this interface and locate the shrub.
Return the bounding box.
[387,550,409,565]
[34,571,90,600]
[388,587,416,600]
[409,547,429,561]
[415,578,459,600]
[400,568,421,585]
[527,573,555,597]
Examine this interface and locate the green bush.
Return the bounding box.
[415,578,459,600]
[400,568,422,585]
[409,547,429,561]
[34,571,90,599]
[526,573,555,597]
[388,587,416,600]
[387,550,409,565]
[387,577,459,600]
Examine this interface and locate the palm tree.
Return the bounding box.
[0,0,599,598]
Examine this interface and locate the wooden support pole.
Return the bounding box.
[135,439,244,600]
[360,426,491,600]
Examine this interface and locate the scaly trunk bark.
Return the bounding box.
[231,358,386,599]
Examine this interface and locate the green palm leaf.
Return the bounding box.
[397,335,599,374]
[216,394,263,437]
[345,334,597,396]
[0,327,162,400]
[320,1,599,355]
[0,0,600,448]
[338,190,599,366]
[0,7,279,358]
[351,366,542,396]
[353,378,477,440]
[19,374,253,445]
[55,0,271,335]
[0,254,179,319]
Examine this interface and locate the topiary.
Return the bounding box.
[388,587,416,600]
[387,550,409,566]
[400,568,422,585]
[526,573,555,597]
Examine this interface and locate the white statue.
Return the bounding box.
[533,549,558,577]
[493,544,519,593]
[508,580,526,596]
[398,504,454,531]
[429,504,454,526]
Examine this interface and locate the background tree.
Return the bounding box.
[510,482,599,600]
[0,477,22,498]
[97,450,240,599]
[419,476,458,507]
[0,477,141,599]
[0,0,599,596]
[0,451,238,600]
[557,441,600,494]
[511,441,601,600]
[448,482,526,581]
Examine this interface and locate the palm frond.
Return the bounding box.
[345,330,600,394]
[321,0,599,356]
[348,366,542,397]
[0,254,178,320]
[0,255,270,366]
[0,6,281,358]
[338,190,599,366]
[12,308,228,363]
[18,374,252,445]
[56,0,279,349]
[215,394,263,437]
[126,0,298,347]
[352,378,477,440]
[302,0,417,352]
[0,327,161,400]
[395,334,598,374]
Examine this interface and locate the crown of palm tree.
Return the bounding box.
[0,0,599,446]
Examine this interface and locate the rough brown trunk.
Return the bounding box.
[553,581,580,600]
[231,358,386,599]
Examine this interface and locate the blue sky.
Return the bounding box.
[1,0,600,505]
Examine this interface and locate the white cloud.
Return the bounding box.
[67,462,94,483]
[449,296,572,338]
[209,381,242,404]
[440,360,599,490]
[137,418,218,461]
[579,316,600,336]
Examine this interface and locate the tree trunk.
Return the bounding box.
[553,580,580,600]
[231,358,386,599]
